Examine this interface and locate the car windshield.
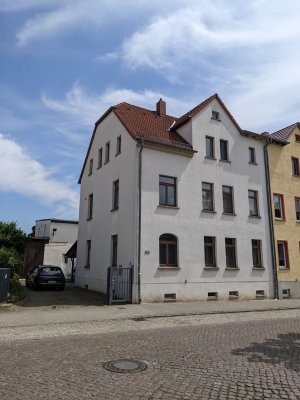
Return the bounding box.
[40,267,62,274]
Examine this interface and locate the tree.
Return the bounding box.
[0,221,28,273]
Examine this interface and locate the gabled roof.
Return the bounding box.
[78,102,193,183]
[270,122,300,142]
[172,93,241,131]
[112,102,189,147]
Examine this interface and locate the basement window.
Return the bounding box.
[164,293,176,302]
[256,290,265,299]
[282,289,291,299]
[207,292,218,301]
[229,291,239,299]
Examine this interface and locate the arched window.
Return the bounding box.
[159,234,178,266]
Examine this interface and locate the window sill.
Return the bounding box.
[225,267,239,271]
[158,266,180,270]
[279,267,290,270]
[219,159,231,163]
[110,208,119,212]
[292,175,300,177]
[205,156,217,160]
[275,218,285,221]
[84,265,90,269]
[201,209,217,213]
[249,215,261,219]
[97,166,102,170]
[104,161,109,165]
[115,152,121,157]
[249,162,257,165]
[204,266,219,270]
[211,117,221,122]
[88,173,92,176]
[86,217,93,221]
[222,212,237,216]
[252,267,265,270]
[157,205,179,209]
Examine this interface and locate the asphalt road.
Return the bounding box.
[1,310,300,400]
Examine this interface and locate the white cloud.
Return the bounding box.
[15,0,186,47]
[41,83,191,123]
[0,134,79,217]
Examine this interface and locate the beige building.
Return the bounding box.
[268,123,300,298]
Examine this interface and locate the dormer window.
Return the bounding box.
[211,111,220,121]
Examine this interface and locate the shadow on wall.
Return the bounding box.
[232,332,300,373]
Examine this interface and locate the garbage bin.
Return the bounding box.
[0,268,10,303]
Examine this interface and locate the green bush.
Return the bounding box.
[9,272,25,301]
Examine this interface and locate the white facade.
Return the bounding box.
[35,219,78,276]
[76,98,274,302]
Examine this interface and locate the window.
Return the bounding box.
[248,190,259,217]
[273,194,285,220]
[225,238,237,268]
[277,241,289,268]
[105,141,110,164]
[159,234,177,266]
[204,236,216,267]
[112,180,119,210]
[249,147,256,164]
[202,182,214,211]
[88,159,93,175]
[222,186,234,214]
[296,134,300,143]
[87,193,93,220]
[295,197,300,221]
[98,148,103,168]
[205,136,214,158]
[86,240,91,268]
[111,235,118,267]
[220,140,229,161]
[252,240,263,268]
[116,136,121,155]
[211,110,220,120]
[292,157,300,176]
[159,175,177,207]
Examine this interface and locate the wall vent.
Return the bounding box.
[256,290,265,299]
[164,293,176,302]
[207,292,218,301]
[282,289,291,299]
[229,291,239,299]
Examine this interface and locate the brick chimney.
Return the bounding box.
[156,98,166,116]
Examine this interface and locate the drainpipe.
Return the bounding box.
[264,138,279,299]
[137,138,144,304]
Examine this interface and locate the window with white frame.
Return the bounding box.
[277,241,289,268]
[225,238,237,268]
[248,190,259,217]
[252,239,263,268]
[202,182,214,211]
[204,236,216,267]
[273,194,284,219]
[205,136,215,158]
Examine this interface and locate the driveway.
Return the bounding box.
[12,284,106,310]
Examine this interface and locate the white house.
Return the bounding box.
[31,218,78,277]
[76,94,274,302]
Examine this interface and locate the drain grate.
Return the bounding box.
[103,359,147,373]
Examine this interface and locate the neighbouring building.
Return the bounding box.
[24,218,78,278]
[268,123,300,298]
[76,94,275,303]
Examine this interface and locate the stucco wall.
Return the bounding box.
[76,113,139,294]
[140,99,273,302]
[268,126,300,297]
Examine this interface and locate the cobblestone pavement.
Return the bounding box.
[1,310,300,399]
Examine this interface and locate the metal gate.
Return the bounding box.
[107,266,133,305]
[0,268,10,303]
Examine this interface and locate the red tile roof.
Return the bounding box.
[112,102,190,148]
[270,122,300,142]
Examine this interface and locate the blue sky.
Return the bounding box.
[1,0,300,234]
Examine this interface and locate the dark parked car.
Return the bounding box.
[26,265,65,291]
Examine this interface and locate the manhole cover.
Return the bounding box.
[103,359,147,373]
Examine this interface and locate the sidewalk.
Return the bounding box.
[1,298,300,329]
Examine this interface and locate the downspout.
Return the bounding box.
[137,138,144,304]
[264,138,279,299]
